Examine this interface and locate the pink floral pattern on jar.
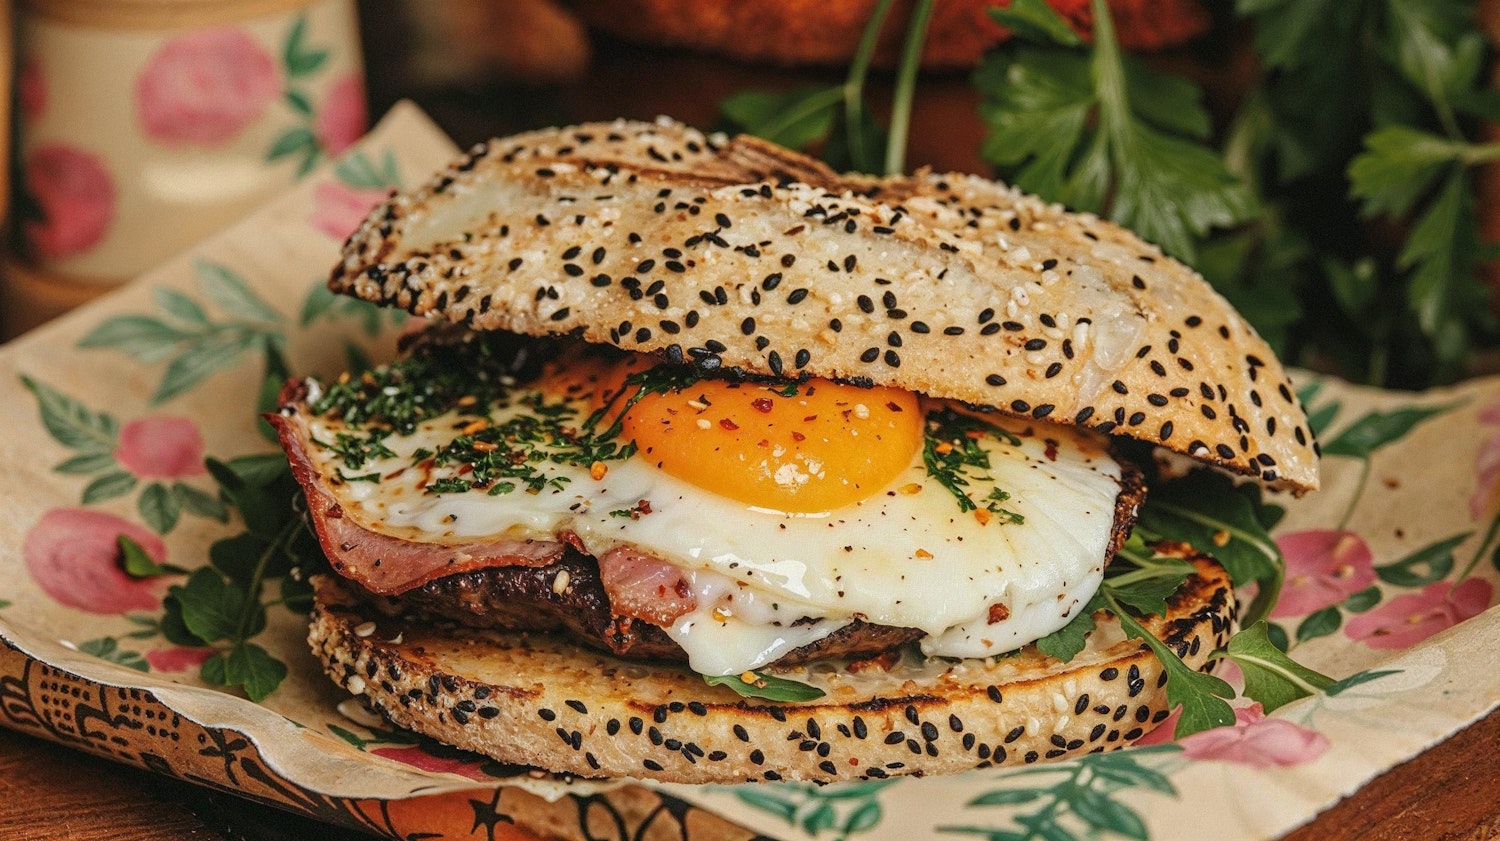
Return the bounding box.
[18,57,46,122]
[114,416,206,480]
[1345,578,1494,650]
[22,144,116,261]
[23,509,169,613]
[1177,703,1331,769]
[311,181,388,240]
[1271,530,1377,618]
[135,28,279,147]
[315,74,368,156]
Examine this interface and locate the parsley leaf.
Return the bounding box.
[161,454,327,701]
[976,0,1256,261]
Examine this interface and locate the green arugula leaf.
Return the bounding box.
[704,671,826,702]
[1133,470,1283,626]
[1222,621,1335,712]
[1103,551,1196,617]
[1101,589,1235,737]
[1034,592,1101,663]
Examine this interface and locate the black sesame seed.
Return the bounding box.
[1128,412,1146,426]
[986,374,1007,386]
[911,321,930,334]
[885,732,906,745]
[944,326,965,336]
[979,308,995,324]
[1159,421,1174,441]
[1002,321,1024,332]
[636,258,656,273]
[981,323,1001,335]
[860,347,880,363]
[643,759,664,772]
[539,708,557,722]
[1216,443,1236,459]
[885,350,901,367]
[787,288,809,305]
[507,257,523,272]
[1010,399,1031,413]
[857,295,875,313]
[1032,404,1055,419]
[795,349,811,368]
[887,331,903,347]
[1045,362,1063,378]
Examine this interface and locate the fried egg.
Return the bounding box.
[298,345,1129,677]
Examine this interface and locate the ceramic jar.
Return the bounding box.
[13,0,365,284]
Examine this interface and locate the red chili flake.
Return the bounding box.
[791,431,806,442]
[1044,439,1059,461]
[719,418,740,431]
[887,401,903,412]
[751,397,774,413]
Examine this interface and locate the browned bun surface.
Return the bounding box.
[569,0,1212,68]
[330,119,1318,492]
[310,547,1235,784]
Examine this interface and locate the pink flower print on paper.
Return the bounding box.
[1271,530,1377,618]
[23,509,169,613]
[146,646,214,672]
[314,74,368,155]
[1469,400,1500,520]
[371,746,492,781]
[1178,703,1330,768]
[136,28,279,146]
[113,416,205,480]
[18,57,45,122]
[312,181,388,240]
[1345,578,1493,650]
[22,144,116,261]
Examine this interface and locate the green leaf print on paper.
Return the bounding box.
[334,148,402,191]
[1375,533,1469,587]
[21,377,225,534]
[78,260,287,405]
[731,780,894,840]
[1319,402,1463,459]
[942,746,1179,841]
[77,637,150,672]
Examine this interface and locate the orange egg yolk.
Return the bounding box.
[614,373,923,514]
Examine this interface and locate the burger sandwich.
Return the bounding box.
[275,118,1319,784]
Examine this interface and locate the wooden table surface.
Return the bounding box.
[4,7,1499,840]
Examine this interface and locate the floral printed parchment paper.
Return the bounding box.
[0,103,1496,841]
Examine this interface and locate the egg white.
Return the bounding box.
[304,388,1125,677]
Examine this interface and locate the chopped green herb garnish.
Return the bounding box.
[705,671,826,702]
[921,407,1022,515]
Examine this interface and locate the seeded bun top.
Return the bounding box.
[331,118,1319,493]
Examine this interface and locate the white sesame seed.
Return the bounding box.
[347,675,367,695]
[553,570,571,594]
[354,621,377,638]
[696,418,712,430]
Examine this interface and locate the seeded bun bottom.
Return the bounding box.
[311,546,1234,785]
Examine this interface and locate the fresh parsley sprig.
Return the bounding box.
[921,407,1024,518]
[975,0,1257,262]
[717,0,934,175]
[153,453,327,701]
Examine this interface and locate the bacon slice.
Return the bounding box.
[597,546,697,627]
[270,383,566,595]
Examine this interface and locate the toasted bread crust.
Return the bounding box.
[330,120,1318,492]
[310,546,1234,784]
